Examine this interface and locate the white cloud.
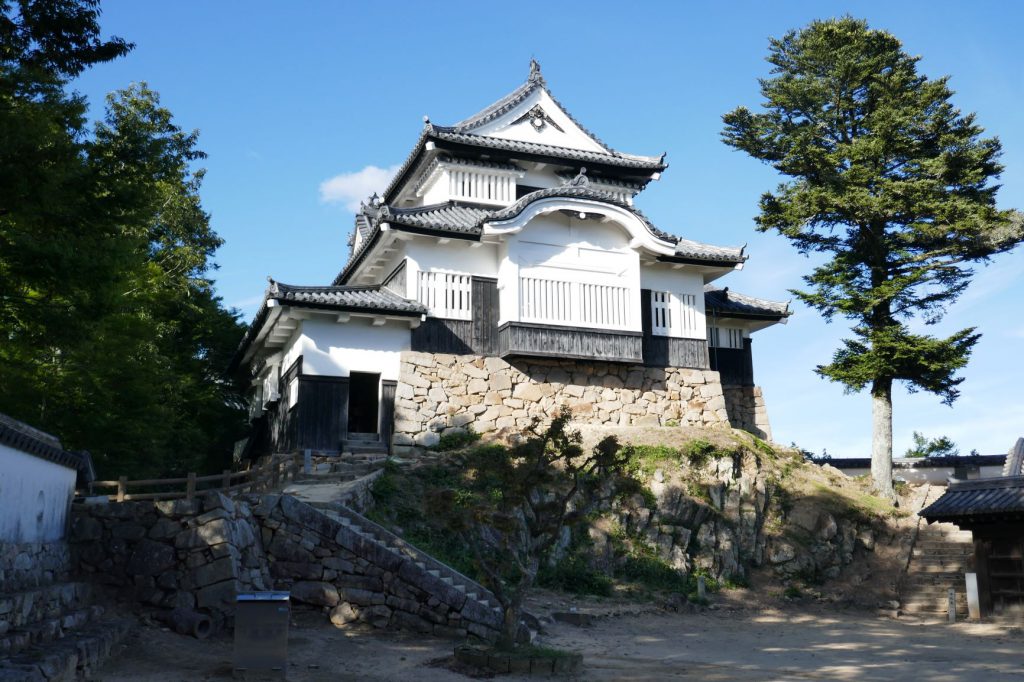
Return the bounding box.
[319,164,400,212]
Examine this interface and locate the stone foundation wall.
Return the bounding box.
[722,386,772,441]
[0,542,71,592]
[394,352,731,449]
[69,493,270,619]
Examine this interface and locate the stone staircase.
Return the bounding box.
[0,580,132,680]
[343,433,388,456]
[899,521,973,617]
[314,502,506,636]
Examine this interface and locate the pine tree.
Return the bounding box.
[722,17,1022,497]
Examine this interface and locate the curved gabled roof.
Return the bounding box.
[335,186,746,285]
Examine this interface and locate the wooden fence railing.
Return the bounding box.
[83,453,301,502]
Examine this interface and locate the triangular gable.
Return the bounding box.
[451,61,613,156]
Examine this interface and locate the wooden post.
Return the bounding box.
[948,588,957,623]
[116,476,127,502]
[271,459,280,490]
[186,472,196,501]
[697,576,707,601]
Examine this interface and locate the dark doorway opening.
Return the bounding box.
[347,372,380,435]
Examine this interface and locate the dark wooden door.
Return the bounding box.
[347,372,380,434]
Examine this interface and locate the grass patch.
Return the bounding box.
[538,553,612,597]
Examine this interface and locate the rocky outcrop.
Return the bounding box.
[585,452,885,588]
[394,352,732,451]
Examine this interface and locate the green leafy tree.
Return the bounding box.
[428,409,637,649]
[904,432,959,459]
[722,17,1022,498]
[0,1,247,477]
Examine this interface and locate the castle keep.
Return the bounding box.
[233,61,790,456]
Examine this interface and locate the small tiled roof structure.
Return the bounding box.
[230,281,426,374]
[704,286,792,320]
[0,412,91,477]
[922,438,1024,524]
[269,282,427,314]
[921,476,1024,523]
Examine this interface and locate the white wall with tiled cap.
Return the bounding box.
[0,442,77,543]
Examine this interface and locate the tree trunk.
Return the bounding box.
[871,378,894,500]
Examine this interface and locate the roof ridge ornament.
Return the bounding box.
[528,58,544,85]
[565,167,589,188]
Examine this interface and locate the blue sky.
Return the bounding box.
[73,1,1023,459]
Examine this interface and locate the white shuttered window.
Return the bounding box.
[520,277,631,329]
[707,326,744,349]
[417,271,472,320]
[650,291,698,337]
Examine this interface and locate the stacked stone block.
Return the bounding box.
[395,352,732,450]
[70,492,270,619]
[252,494,502,641]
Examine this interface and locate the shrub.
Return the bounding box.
[431,427,480,452]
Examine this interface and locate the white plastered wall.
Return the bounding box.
[470,89,608,154]
[0,444,77,543]
[283,316,410,380]
[402,238,499,301]
[640,264,708,340]
[499,212,640,330]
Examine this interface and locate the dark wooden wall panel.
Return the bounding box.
[472,277,499,356]
[499,322,643,363]
[708,340,753,385]
[411,318,474,354]
[380,380,396,454]
[296,376,348,451]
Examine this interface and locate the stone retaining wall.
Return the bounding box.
[0,542,71,592]
[722,386,772,441]
[254,494,500,639]
[69,493,270,619]
[395,352,732,450]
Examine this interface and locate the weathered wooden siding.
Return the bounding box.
[411,318,474,354]
[709,340,754,386]
[498,322,643,363]
[411,277,498,355]
[380,380,396,454]
[641,289,710,369]
[471,277,499,355]
[297,376,349,451]
[383,260,407,297]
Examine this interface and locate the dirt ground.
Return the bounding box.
[93,593,1024,681]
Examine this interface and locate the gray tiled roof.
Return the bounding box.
[230,280,426,373]
[386,202,492,233]
[704,287,791,319]
[0,412,86,472]
[922,476,1024,522]
[270,281,426,314]
[431,128,665,170]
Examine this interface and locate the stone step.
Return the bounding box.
[0,583,94,633]
[0,617,132,681]
[0,605,105,658]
